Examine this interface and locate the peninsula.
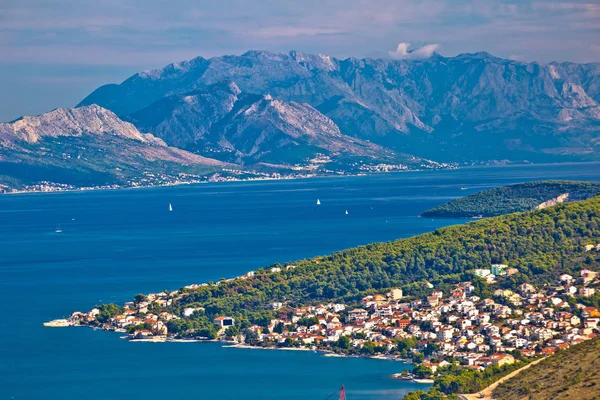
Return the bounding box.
[48,196,600,398]
[421,180,600,218]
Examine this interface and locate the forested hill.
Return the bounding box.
[493,336,600,399]
[165,196,600,327]
[421,180,600,218]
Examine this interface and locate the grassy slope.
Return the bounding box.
[421,180,600,218]
[493,337,600,400]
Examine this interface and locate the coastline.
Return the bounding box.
[6,161,600,197]
[43,319,413,365]
[2,175,304,196]
[222,344,313,351]
[0,161,462,197]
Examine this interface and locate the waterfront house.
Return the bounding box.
[134,329,153,339]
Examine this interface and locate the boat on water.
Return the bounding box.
[317,199,321,205]
[55,225,62,233]
[169,203,173,212]
[345,210,349,215]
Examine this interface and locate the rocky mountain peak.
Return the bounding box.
[136,56,208,81]
[0,105,163,145]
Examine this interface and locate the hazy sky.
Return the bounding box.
[1,0,599,121]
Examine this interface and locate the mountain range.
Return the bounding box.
[80,50,600,163]
[1,50,599,192]
[124,80,400,165]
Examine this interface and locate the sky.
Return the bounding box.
[1,0,599,122]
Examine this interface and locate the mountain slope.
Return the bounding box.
[79,50,600,163]
[207,93,396,165]
[0,105,225,192]
[125,81,242,150]
[125,81,410,166]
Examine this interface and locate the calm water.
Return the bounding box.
[1,163,600,400]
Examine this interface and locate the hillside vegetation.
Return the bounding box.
[421,180,600,218]
[160,195,600,328]
[493,337,600,400]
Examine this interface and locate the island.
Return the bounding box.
[47,196,600,399]
[421,180,600,218]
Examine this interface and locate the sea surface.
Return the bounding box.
[1,163,600,400]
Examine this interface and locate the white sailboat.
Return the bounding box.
[345,210,349,215]
[316,199,321,205]
[55,224,62,233]
[169,203,173,212]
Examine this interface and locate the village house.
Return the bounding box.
[387,288,403,301]
[491,264,508,276]
[579,287,596,297]
[213,316,235,328]
[348,308,368,321]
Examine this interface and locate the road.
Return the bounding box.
[459,357,547,400]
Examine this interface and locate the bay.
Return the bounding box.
[1,163,599,400]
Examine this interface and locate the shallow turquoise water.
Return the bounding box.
[1,164,599,399]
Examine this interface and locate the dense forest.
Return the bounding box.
[141,195,600,333]
[421,180,600,218]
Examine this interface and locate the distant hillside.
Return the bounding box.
[0,105,226,192]
[421,180,600,218]
[493,337,600,400]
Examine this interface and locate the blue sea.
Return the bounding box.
[2,163,600,400]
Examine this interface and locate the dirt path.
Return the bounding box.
[460,357,547,400]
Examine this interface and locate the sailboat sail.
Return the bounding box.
[323,385,346,400]
[169,203,173,212]
[317,199,321,205]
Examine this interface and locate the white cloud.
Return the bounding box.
[388,43,440,60]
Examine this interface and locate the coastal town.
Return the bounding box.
[47,244,600,382]
[0,169,309,194]
[0,148,454,195]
